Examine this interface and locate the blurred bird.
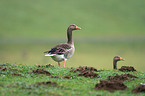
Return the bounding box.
[113,56,125,69]
[44,24,81,67]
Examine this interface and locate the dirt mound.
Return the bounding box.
[0,67,21,72]
[108,73,138,81]
[70,66,97,72]
[119,66,136,72]
[132,85,145,93]
[50,75,60,78]
[125,73,138,78]
[77,70,99,78]
[61,76,72,79]
[12,73,22,76]
[95,80,127,92]
[0,67,7,71]
[50,75,72,79]
[70,66,99,78]
[36,81,57,86]
[33,69,51,75]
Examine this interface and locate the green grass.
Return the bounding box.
[0,40,145,71]
[0,64,145,96]
[0,0,145,71]
[0,0,145,39]
[0,1,145,95]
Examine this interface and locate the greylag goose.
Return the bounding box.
[44,24,81,67]
[113,56,125,69]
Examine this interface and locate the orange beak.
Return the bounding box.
[120,57,125,61]
[76,26,81,30]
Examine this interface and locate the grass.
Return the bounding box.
[0,64,145,96]
[0,0,145,71]
[0,1,145,95]
[0,0,145,39]
[0,40,145,71]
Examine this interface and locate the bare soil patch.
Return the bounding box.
[108,73,138,81]
[50,75,60,78]
[95,80,127,92]
[33,69,51,75]
[132,85,145,93]
[77,70,99,78]
[50,75,72,79]
[70,66,97,72]
[61,76,72,79]
[119,66,136,72]
[12,73,22,76]
[70,66,99,78]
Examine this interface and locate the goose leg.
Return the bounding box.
[63,60,66,68]
[58,62,61,67]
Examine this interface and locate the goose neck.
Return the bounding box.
[113,60,117,69]
[67,28,73,44]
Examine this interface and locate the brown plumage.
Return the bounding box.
[44,24,81,67]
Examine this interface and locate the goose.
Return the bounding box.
[44,24,81,67]
[113,56,125,69]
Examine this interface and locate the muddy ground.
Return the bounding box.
[95,73,138,92]
[70,66,99,78]
[132,85,145,93]
[119,66,136,72]
[70,66,98,72]
[77,70,99,78]
[95,80,127,92]
[108,73,138,81]
[33,69,51,75]
[0,66,21,72]
[12,73,22,76]
[50,75,72,79]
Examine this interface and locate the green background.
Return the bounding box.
[0,0,145,71]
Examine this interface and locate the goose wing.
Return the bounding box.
[44,43,72,56]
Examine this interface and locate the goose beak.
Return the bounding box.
[76,26,81,30]
[120,57,125,61]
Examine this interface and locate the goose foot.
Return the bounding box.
[63,60,66,68]
[58,62,61,67]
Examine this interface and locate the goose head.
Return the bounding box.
[113,56,125,69]
[68,24,81,30]
[113,56,125,62]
